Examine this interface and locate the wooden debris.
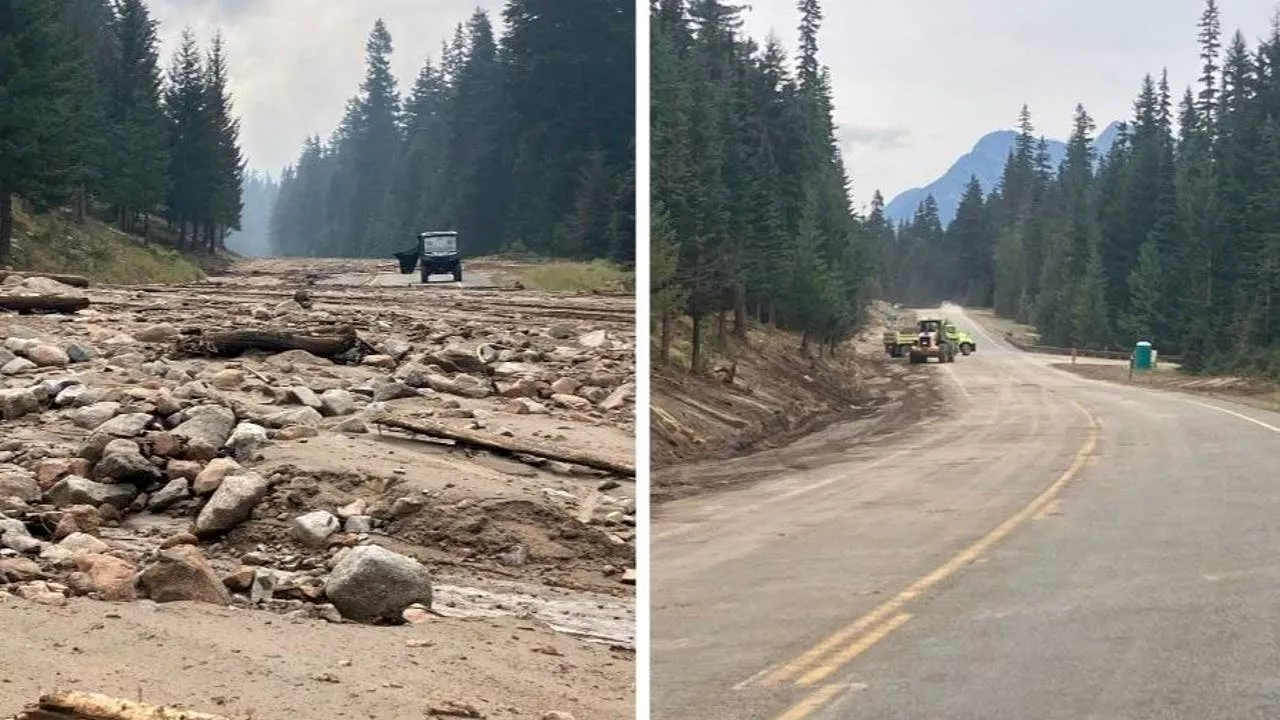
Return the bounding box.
[0,295,91,314]
[374,416,634,477]
[171,327,369,359]
[9,692,232,720]
[0,271,91,288]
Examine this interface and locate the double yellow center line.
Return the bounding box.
[749,401,1100,720]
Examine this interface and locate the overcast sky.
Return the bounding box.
[741,0,1280,211]
[148,0,503,176]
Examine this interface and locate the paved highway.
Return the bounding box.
[651,307,1280,719]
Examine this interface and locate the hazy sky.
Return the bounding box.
[149,0,503,176]
[741,0,1280,211]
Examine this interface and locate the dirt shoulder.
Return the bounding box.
[0,258,634,718]
[651,304,936,504]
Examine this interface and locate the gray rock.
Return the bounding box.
[319,389,357,417]
[1,357,36,375]
[0,465,40,501]
[225,422,269,462]
[392,363,433,388]
[0,515,30,539]
[285,386,321,408]
[54,385,90,408]
[57,531,108,555]
[65,343,97,363]
[3,337,38,354]
[0,387,41,420]
[323,545,433,623]
[70,401,121,429]
[578,329,608,348]
[344,515,373,533]
[425,373,491,399]
[378,337,413,360]
[1,531,44,554]
[262,406,322,429]
[172,405,236,460]
[426,345,488,374]
[137,544,231,605]
[147,477,190,511]
[194,472,271,536]
[600,382,634,410]
[291,510,340,547]
[249,568,276,603]
[335,417,369,434]
[133,323,179,343]
[93,439,163,484]
[92,412,152,438]
[0,347,15,366]
[26,344,69,367]
[372,381,419,402]
[46,475,137,509]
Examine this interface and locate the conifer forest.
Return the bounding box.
[0,0,246,263]
[269,2,636,264]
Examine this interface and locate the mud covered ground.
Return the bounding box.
[0,257,635,719]
[651,304,938,504]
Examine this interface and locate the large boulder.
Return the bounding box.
[225,422,269,462]
[171,405,236,460]
[262,406,322,429]
[426,345,488,374]
[0,387,42,420]
[46,475,137,509]
[93,439,164,484]
[194,472,270,536]
[136,545,231,605]
[0,465,40,502]
[323,545,433,624]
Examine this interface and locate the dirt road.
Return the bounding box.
[652,306,1280,719]
[0,258,635,719]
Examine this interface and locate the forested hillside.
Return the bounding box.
[650,0,876,370]
[883,0,1280,379]
[0,0,245,266]
[269,2,635,263]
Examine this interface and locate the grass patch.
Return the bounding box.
[515,259,633,293]
[10,201,204,284]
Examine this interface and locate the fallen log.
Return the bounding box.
[172,327,365,359]
[0,294,91,314]
[0,271,91,288]
[374,416,634,477]
[10,692,232,720]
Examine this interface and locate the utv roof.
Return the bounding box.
[418,231,457,237]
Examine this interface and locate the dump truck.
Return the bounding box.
[883,327,917,357]
[909,317,956,363]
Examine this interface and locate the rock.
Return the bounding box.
[0,357,36,375]
[402,604,431,624]
[550,377,581,395]
[65,343,97,363]
[392,363,433,388]
[194,472,271,535]
[277,425,317,440]
[335,417,368,434]
[52,504,101,539]
[1,532,44,554]
[46,476,136,509]
[0,557,44,583]
[160,533,198,549]
[425,374,491,399]
[16,581,65,606]
[58,532,109,555]
[31,458,72,489]
[0,387,41,420]
[542,713,576,720]
[249,568,276,603]
[136,545,231,605]
[92,412,153,438]
[263,406,323,429]
[505,398,549,415]
[551,393,591,410]
[285,386,322,408]
[25,344,69,367]
[153,390,181,416]
[225,422,269,461]
[372,381,419,402]
[148,477,190,511]
[389,496,425,519]
[73,554,137,601]
[497,377,542,398]
[338,499,367,518]
[578,329,608,348]
[546,324,575,339]
[0,347,14,366]
[497,545,528,567]
[267,349,331,367]
[193,457,242,495]
[600,382,634,410]
[323,545,433,623]
[134,323,179,343]
[361,354,397,369]
[147,431,183,458]
[208,369,245,390]
[344,515,373,533]
[70,401,121,429]
[93,439,163,484]
[291,510,340,547]
[172,405,236,460]
[54,384,91,407]
[319,389,357,417]
[0,466,39,501]
[427,345,488,374]
[164,459,202,480]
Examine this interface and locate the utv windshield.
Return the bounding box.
[420,234,457,255]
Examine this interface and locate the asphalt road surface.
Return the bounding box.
[652,306,1280,720]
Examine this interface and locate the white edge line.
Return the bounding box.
[1185,398,1280,434]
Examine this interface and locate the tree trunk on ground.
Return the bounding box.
[0,192,12,267]
[0,295,91,313]
[172,328,364,359]
[13,691,233,720]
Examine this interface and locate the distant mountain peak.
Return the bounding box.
[884,121,1121,227]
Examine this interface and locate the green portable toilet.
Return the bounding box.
[1133,341,1153,371]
